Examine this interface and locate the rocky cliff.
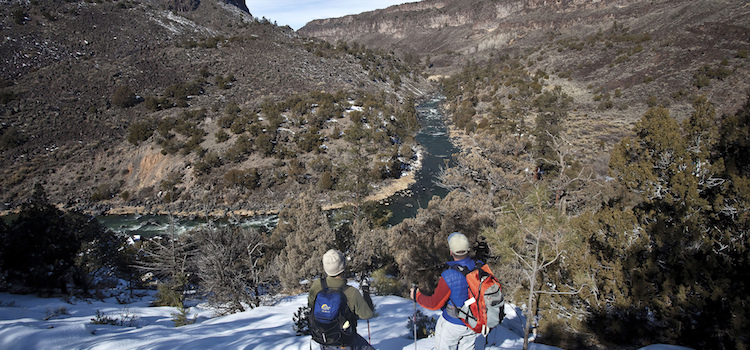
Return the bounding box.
[300,0,750,125]
[300,0,646,61]
[300,0,750,191]
[300,0,750,90]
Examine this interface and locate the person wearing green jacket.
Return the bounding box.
[308,249,375,350]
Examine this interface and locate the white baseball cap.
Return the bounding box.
[447,232,470,255]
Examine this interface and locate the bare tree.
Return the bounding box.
[538,131,596,215]
[191,225,267,314]
[137,215,196,307]
[137,216,194,284]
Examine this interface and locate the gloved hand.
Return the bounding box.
[360,276,374,311]
[360,277,371,294]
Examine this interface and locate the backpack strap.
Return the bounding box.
[446,261,479,321]
[449,260,483,275]
[320,277,350,293]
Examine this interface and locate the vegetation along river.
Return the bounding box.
[98,96,457,236]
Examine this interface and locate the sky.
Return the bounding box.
[245,0,412,30]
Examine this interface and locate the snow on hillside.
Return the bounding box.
[0,282,690,350]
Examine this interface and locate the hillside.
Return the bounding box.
[3,1,750,349]
[0,0,431,215]
[300,0,750,147]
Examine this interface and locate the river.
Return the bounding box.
[97,96,456,236]
[379,96,457,225]
[96,214,279,238]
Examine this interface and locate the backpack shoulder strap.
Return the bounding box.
[450,264,469,276]
[450,260,482,276]
[321,278,351,293]
[320,277,329,290]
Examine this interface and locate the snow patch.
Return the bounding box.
[149,11,218,36]
[0,285,575,350]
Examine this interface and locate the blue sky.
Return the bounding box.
[245,0,411,30]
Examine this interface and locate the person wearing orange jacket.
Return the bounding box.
[410,232,479,350]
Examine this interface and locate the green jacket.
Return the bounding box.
[308,276,373,330]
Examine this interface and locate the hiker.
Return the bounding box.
[410,232,479,350]
[308,249,375,350]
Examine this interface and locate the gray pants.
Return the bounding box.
[316,333,375,350]
[434,315,477,350]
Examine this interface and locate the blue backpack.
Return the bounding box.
[309,278,354,346]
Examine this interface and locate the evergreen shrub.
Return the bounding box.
[406,310,436,339]
[371,268,402,296]
[152,280,185,308]
[112,85,139,108]
[171,306,196,327]
[292,306,310,336]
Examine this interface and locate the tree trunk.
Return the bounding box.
[523,233,541,350]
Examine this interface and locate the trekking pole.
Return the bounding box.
[360,274,372,345]
[367,319,372,344]
[413,285,418,350]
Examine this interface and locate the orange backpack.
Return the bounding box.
[450,263,505,335]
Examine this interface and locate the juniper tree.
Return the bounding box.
[580,98,750,348]
[387,191,494,293]
[272,192,335,291]
[532,86,572,172]
[112,85,138,108]
[347,213,391,276]
[0,184,130,294]
[437,131,534,206]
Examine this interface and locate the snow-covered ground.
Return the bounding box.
[0,282,690,350]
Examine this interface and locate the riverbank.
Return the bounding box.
[1,100,447,222]
[101,171,420,217]
[447,122,480,156]
[322,157,421,211]
[103,206,280,219]
[0,156,423,221]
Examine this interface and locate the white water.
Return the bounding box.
[98,214,278,238]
